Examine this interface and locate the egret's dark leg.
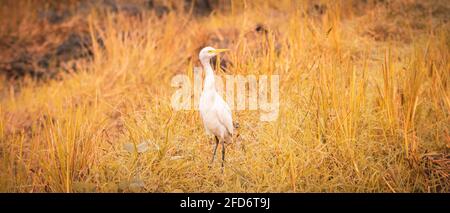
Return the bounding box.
[210,136,219,165]
[221,140,226,171]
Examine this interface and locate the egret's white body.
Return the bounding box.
[198,47,233,168]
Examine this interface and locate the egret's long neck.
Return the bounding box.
[201,58,216,91]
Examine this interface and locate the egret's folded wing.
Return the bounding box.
[215,99,234,136]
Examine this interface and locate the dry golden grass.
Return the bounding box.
[0,0,449,192]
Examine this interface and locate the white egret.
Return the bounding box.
[198,47,233,169]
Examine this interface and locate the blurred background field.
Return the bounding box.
[0,0,449,192]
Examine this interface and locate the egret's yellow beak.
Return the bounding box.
[213,49,229,53]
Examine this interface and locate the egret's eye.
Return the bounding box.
[207,50,214,54]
